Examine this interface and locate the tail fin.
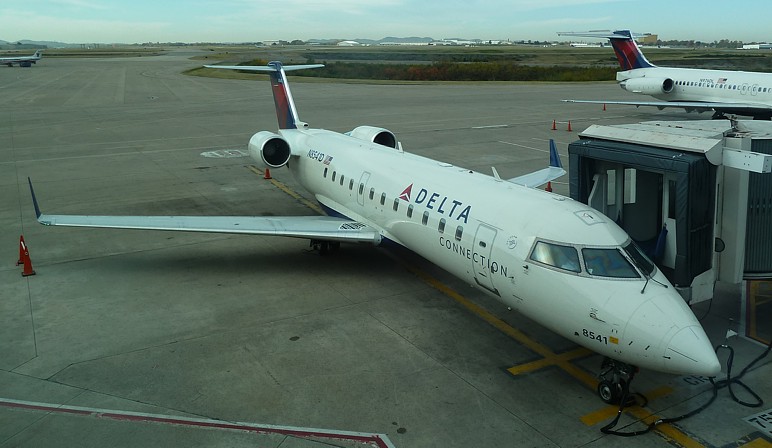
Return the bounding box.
[204,61,323,130]
[558,29,655,71]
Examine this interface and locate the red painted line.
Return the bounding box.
[1,398,395,448]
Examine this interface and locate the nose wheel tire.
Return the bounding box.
[598,380,624,404]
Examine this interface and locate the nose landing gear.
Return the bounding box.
[597,358,638,404]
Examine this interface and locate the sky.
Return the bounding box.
[2,0,770,44]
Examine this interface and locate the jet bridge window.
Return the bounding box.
[582,248,639,279]
[529,241,581,273]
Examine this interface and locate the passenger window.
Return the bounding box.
[582,248,639,278]
[393,198,399,212]
[407,204,414,218]
[455,226,463,241]
[438,218,446,233]
[380,193,386,205]
[332,171,336,182]
[422,211,429,226]
[349,179,354,190]
[340,175,344,186]
[323,167,328,178]
[529,241,581,273]
[359,183,364,195]
[369,188,375,200]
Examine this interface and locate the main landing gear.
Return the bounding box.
[310,240,340,256]
[597,358,638,404]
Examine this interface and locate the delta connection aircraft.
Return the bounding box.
[1,50,42,67]
[558,30,772,119]
[28,61,721,403]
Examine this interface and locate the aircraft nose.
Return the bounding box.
[664,326,721,376]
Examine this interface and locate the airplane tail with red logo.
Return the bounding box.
[558,29,655,71]
[204,61,324,129]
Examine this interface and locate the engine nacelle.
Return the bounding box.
[346,126,398,149]
[620,77,674,95]
[248,131,292,168]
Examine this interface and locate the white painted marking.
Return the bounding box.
[472,124,508,129]
[201,149,248,158]
[744,407,772,437]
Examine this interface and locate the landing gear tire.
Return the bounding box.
[597,380,624,404]
[596,358,636,405]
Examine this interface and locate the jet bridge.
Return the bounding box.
[569,120,772,305]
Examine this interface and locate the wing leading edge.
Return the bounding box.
[28,179,381,244]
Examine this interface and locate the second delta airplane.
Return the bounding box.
[559,30,772,119]
[29,61,721,403]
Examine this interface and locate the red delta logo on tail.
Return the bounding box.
[607,30,655,71]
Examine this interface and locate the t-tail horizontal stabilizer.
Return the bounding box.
[507,139,565,188]
[204,62,323,130]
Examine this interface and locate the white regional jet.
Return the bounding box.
[558,30,772,119]
[1,50,42,67]
[28,61,721,403]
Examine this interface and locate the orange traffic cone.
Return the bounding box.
[567,120,573,132]
[264,168,272,180]
[16,235,26,265]
[20,238,35,277]
[551,119,557,131]
[545,181,553,192]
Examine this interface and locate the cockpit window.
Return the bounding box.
[582,248,639,278]
[623,241,656,276]
[530,241,581,273]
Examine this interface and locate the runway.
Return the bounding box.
[1,49,769,447]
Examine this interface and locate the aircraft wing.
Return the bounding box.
[562,99,772,116]
[508,139,565,188]
[28,179,381,244]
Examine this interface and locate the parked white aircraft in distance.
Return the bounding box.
[1,50,42,67]
[558,30,772,119]
[28,61,721,403]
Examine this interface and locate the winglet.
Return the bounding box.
[27,177,43,220]
[204,62,323,130]
[549,139,563,168]
[506,140,566,188]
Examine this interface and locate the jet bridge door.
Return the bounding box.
[569,140,716,291]
[472,223,500,296]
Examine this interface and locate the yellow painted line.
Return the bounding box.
[740,437,772,448]
[247,165,325,215]
[506,347,591,375]
[580,386,674,426]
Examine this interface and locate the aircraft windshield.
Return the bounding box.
[582,248,640,279]
[530,241,581,273]
[623,241,656,277]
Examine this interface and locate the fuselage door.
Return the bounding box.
[357,171,371,206]
[472,223,500,296]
